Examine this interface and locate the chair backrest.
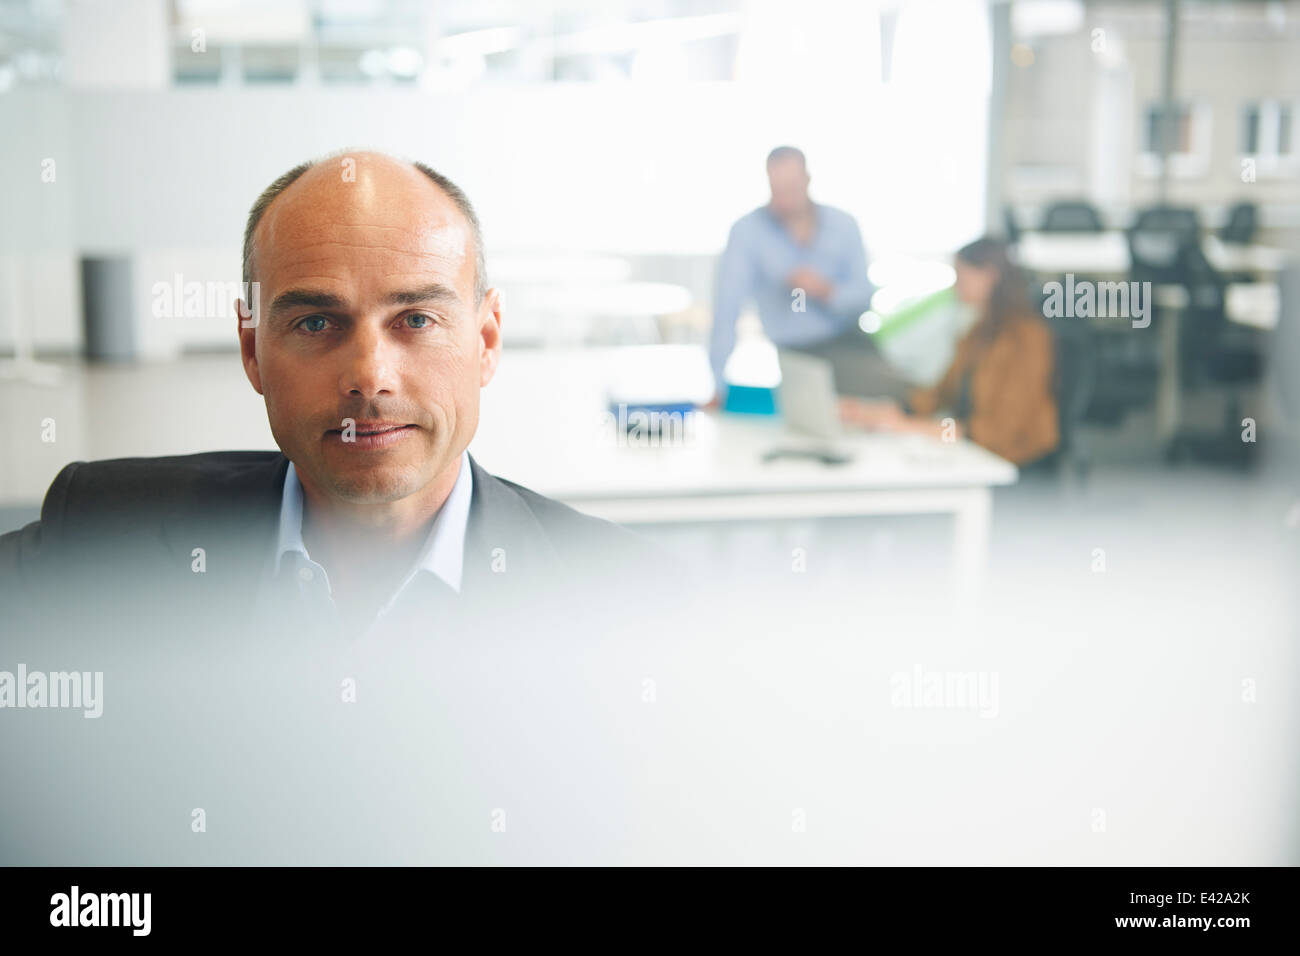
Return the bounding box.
[1003,205,1023,243]
[1219,201,1258,245]
[1127,205,1202,283]
[1049,321,1097,441]
[1181,242,1226,314]
[1131,204,1201,238]
[1177,244,1252,385]
[1040,200,1105,233]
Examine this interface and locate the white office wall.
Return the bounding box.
[32,83,962,257]
[1,82,989,352]
[1002,4,1300,228]
[1,0,997,355]
[60,0,169,90]
[0,255,81,351]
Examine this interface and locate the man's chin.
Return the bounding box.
[293,450,425,503]
[319,468,424,504]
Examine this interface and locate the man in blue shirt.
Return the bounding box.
[709,146,911,403]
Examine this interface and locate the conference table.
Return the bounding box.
[1016,230,1290,448]
[1016,231,1131,276]
[470,347,1019,596]
[1016,230,1291,278]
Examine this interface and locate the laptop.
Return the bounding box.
[770,349,853,464]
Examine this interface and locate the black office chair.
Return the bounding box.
[1166,244,1265,466]
[1131,204,1202,235]
[1085,205,1204,426]
[1219,201,1258,245]
[1031,318,1097,479]
[1127,204,1202,286]
[1040,200,1105,233]
[1003,205,1023,244]
[1216,200,1261,284]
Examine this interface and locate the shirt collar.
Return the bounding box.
[764,200,822,235]
[273,449,474,593]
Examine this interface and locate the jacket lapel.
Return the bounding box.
[157,452,290,595]
[461,453,561,599]
[154,452,560,621]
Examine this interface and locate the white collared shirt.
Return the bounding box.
[263,449,473,635]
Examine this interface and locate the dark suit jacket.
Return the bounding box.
[1,451,677,646]
[0,452,694,864]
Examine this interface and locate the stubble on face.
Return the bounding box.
[244,154,488,514]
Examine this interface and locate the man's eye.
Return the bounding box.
[404,313,433,329]
[298,316,329,333]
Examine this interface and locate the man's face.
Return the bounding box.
[766,157,810,218]
[237,155,501,506]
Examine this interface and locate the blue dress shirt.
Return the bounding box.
[258,448,473,639]
[709,202,876,391]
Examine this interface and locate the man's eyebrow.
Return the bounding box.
[383,284,461,307]
[268,289,348,316]
[264,284,461,320]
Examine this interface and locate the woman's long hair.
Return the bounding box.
[955,236,1033,341]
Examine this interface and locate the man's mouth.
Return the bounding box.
[326,421,418,447]
[349,421,409,435]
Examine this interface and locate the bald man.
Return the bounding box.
[1,151,665,643]
[710,146,912,403]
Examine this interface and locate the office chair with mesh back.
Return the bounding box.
[1040,200,1105,233]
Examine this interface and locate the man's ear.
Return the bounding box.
[236,299,264,395]
[478,288,503,387]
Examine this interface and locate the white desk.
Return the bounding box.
[1017,230,1291,278]
[471,348,1018,594]
[1155,280,1280,447]
[1016,231,1131,276]
[1202,235,1292,275]
[1225,282,1281,330]
[1020,230,1286,445]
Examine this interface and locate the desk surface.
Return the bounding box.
[1202,235,1292,274]
[470,348,1018,502]
[1017,231,1130,275]
[1017,230,1292,277]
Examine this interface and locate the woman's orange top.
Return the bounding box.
[907,311,1060,466]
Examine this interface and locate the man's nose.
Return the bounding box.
[341,326,396,399]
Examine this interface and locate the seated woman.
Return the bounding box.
[839,236,1059,467]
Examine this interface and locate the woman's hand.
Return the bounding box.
[838,397,904,430]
